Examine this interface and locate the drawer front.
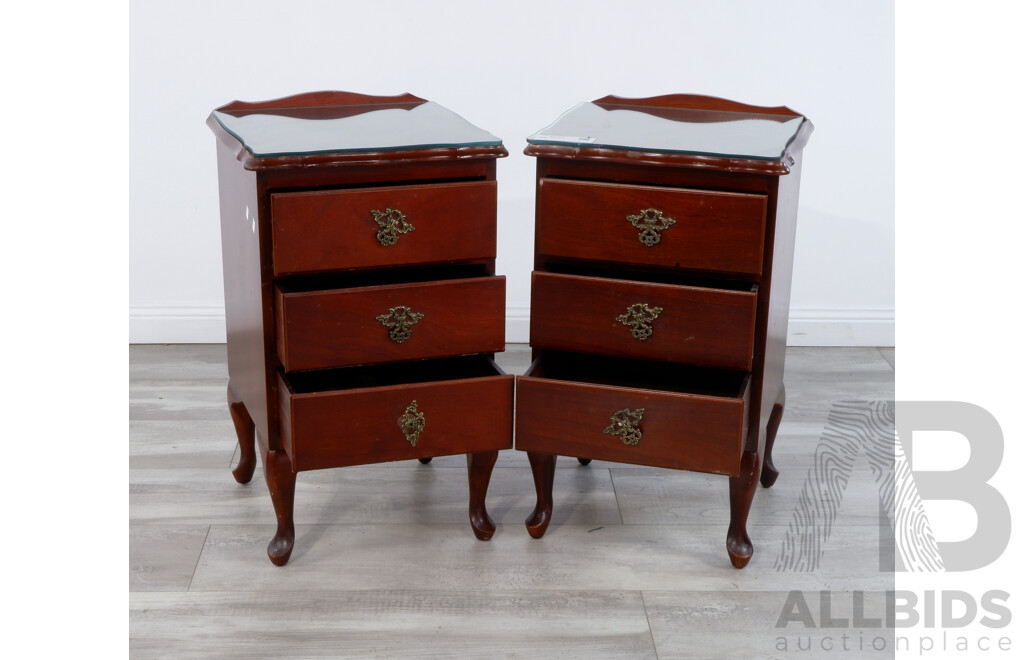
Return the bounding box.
[279,371,514,472]
[515,371,748,476]
[276,276,505,372]
[536,179,766,275]
[530,272,756,370]
[272,181,497,275]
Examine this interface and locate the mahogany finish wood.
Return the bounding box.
[467,450,500,540]
[515,366,749,475]
[530,271,757,370]
[277,365,513,472]
[275,276,506,371]
[518,94,812,567]
[227,385,257,485]
[760,383,786,489]
[525,452,557,539]
[536,179,767,276]
[209,91,510,565]
[271,181,497,275]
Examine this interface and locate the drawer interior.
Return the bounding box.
[544,261,757,291]
[276,263,493,294]
[526,350,748,399]
[282,354,506,395]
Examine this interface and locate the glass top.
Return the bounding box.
[212,101,502,157]
[527,102,804,161]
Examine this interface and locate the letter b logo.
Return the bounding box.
[897,401,1010,571]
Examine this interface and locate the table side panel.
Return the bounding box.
[216,139,273,448]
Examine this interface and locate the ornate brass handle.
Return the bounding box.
[371,208,415,246]
[376,305,424,343]
[616,303,663,341]
[604,408,645,446]
[399,400,425,447]
[626,208,675,247]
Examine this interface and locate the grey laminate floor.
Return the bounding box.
[130,345,895,659]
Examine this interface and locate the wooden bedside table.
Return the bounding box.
[207,91,512,565]
[515,94,813,568]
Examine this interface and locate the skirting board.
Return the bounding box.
[129,305,894,347]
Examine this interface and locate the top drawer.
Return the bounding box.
[272,181,497,275]
[536,179,766,276]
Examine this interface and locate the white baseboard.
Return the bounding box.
[505,306,530,343]
[130,305,894,347]
[787,306,894,347]
[129,306,226,344]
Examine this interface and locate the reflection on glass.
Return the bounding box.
[528,102,804,161]
[212,101,502,157]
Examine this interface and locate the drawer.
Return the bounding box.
[530,271,756,370]
[536,179,766,276]
[272,181,497,275]
[275,273,505,372]
[278,356,514,472]
[515,352,749,476]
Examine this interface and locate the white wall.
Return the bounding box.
[129,0,894,346]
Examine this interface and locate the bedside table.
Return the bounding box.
[207,91,512,565]
[515,94,813,567]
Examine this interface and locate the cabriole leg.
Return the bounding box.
[727,450,762,568]
[227,383,257,484]
[264,450,296,566]
[525,452,557,539]
[760,383,786,488]
[466,450,499,540]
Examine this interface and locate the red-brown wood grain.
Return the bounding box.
[520,93,812,567]
[210,91,509,564]
[272,181,497,275]
[275,276,505,371]
[536,178,766,276]
[515,360,749,476]
[592,93,801,116]
[530,272,756,370]
[278,368,514,472]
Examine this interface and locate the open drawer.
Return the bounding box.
[530,270,757,370]
[275,267,505,372]
[272,180,497,275]
[515,351,749,476]
[278,355,514,472]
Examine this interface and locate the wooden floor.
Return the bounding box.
[130,344,895,658]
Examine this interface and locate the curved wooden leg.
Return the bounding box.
[466,451,499,540]
[525,452,557,539]
[727,450,762,568]
[418,457,433,464]
[577,458,592,466]
[760,383,786,489]
[227,383,257,484]
[264,450,296,566]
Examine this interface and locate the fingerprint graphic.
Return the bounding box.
[774,401,944,572]
[893,429,945,572]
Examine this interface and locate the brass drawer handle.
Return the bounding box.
[399,400,425,447]
[626,208,675,247]
[371,208,415,246]
[376,305,424,343]
[604,408,645,446]
[616,303,663,341]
